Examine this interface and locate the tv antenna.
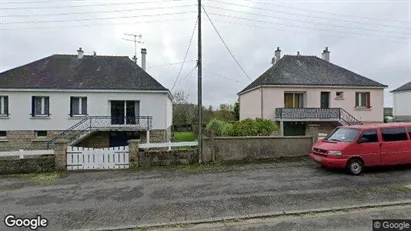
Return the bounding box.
[123,33,144,59]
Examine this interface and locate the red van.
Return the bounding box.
[309,123,411,175]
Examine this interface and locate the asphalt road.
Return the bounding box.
[0,161,411,231]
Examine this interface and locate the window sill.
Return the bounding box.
[31,138,50,142]
[30,116,51,120]
[0,116,10,119]
[0,139,8,142]
[69,115,88,120]
[335,98,344,100]
[355,107,372,111]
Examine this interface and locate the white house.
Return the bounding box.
[391,81,411,122]
[238,47,387,136]
[0,48,173,151]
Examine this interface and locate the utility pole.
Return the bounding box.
[197,0,203,163]
[123,33,143,62]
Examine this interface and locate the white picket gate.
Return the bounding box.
[67,146,129,170]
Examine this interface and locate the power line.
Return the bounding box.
[204,5,410,36]
[201,5,252,82]
[171,19,198,91]
[1,4,197,18]
[175,65,198,88]
[205,0,411,29]
[207,12,410,40]
[212,0,410,25]
[1,0,191,10]
[3,11,196,25]
[211,18,409,43]
[202,68,241,84]
[147,60,197,68]
[1,17,196,30]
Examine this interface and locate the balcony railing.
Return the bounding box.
[275,108,362,126]
[46,116,152,149]
[276,108,340,120]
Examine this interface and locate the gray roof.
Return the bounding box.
[0,54,168,91]
[391,81,411,93]
[238,55,387,95]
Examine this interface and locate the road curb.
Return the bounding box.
[76,199,411,231]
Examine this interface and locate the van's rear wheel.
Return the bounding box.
[346,158,363,175]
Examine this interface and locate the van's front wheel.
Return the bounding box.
[346,158,363,175]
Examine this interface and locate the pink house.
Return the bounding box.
[238,47,387,136]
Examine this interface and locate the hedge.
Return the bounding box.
[206,118,278,136]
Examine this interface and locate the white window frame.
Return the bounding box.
[284,92,305,108]
[356,92,369,108]
[33,96,50,116]
[71,97,87,116]
[0,96,8,116]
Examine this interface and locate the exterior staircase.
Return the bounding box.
[46,116,152,149]
[275,108,363,126]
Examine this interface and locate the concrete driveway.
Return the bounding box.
[1,160,411,231]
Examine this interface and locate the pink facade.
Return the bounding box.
[239,86,384,123]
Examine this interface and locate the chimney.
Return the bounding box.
[322,47,330,62]
[297,51,300,56]
[141,48,147,71]
[93,51,96,56]
[77,47,84,59]
[274,47,281,64]
[132,55,137,64]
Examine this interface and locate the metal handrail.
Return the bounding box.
[46,116,153,149]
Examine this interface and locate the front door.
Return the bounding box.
[320,92,330,109]
[111,101,125,125]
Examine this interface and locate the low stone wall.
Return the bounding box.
[138,149,198,167]
[0,130,62,152]
[202,136,313,163]
[0,156,55,175]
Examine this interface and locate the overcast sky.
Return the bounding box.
[0,0,410,108]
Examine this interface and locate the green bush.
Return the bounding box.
[206,118,226,136]
[222,122,235,136]
[206,117,278,137]
[255,118,278,136]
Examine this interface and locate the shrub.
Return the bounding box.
[233,118,259,136]
[206,118,226,136]
[255,118,278,136]
[222,122,235,136]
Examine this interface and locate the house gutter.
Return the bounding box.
[0,88,174,100]
[238,84,387,96]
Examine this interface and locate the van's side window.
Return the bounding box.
[359,129,378,143]
[381,127,408,142]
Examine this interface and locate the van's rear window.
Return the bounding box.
[325,128,360,142]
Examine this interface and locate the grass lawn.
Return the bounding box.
[173,131,197,142]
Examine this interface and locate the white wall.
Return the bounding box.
[393,91,411,116]
[239,89,261,120]
[166,97,173,128]
[0,91,170,130]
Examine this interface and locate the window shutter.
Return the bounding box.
[355,93,359,107]
[366,93,371,108]
[31,96,35,116]
[82,97,87,115]
[4,97,8,116]
[69,97,73,116]
[45,97,50,115]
